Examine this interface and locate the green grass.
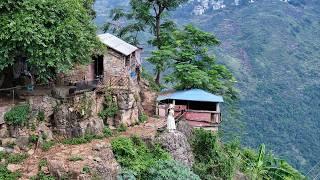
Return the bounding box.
[117,123,127,132]
[41,141,55,151]
[62,134,104,145]
[68,156,83,162]
[6,153,28,164]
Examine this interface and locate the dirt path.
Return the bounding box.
[19,118,166,179]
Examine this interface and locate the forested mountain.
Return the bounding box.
[94,0,320,174]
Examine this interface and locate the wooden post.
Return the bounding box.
[156,102,159,115]
[12,89,15,104]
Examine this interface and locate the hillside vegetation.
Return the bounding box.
[173,0,320,173]
[94,0,320,174]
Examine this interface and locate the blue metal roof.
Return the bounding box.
[157,89,224,103]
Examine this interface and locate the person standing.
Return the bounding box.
[167,104,176,132]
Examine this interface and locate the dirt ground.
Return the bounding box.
[19,117,166,179]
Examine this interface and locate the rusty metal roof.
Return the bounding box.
[157,89,224,103]
[97,33,138,56]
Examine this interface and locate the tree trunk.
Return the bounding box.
[155,15,161,49]
[155,69,161,85]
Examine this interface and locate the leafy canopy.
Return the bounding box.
[104,0,188,84]
[149,25,237,99]
[0,0,101,81]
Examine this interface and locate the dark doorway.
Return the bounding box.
[93,55,104,79]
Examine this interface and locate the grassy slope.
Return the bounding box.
[174,0,320,173]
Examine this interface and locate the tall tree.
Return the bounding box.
[151,25,237,99]
[0,0,101,82]
[104,0,188,84]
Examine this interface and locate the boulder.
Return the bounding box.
[7,164,22,172]
[155,131,194,167]
[16,136,30,150]
[47,159,68,178]
[0,124,10,138]
[37,122,54,141]
[93,146,120,179]
[177,120,194,140]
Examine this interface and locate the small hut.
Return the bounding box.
[63,33,142,92]
[157,89,224,131]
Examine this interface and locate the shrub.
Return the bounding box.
[37,111,45,122]
[117,123,127,132]
[38,159,48,169]
[111,136,170,179]
[4,104,30,126]
[103,127,113,137]
[41,141,55,151]
[29,134,39,144]
[117,169,137,180]
[68,156,83,162]
[31,171,55,180]
[6,153,28,164]
[191,129,240,180]
[82,166,91,174]
[99,92,118,120]
[146,160,200,180]
[0,165,21,180]
[138,113,148,123]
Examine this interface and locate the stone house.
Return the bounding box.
[64,33,142,90]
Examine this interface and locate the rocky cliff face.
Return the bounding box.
[156,131,195,167]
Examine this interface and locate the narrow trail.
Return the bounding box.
[19,118,166,179]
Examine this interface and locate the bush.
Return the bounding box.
[82,166,91,174]
[146,160,200,180]
[4,104,30,126]
[117,169,137,180]
[29,134,39,144]
[103,126,113,137]
[6,153,28,164]
[111,136,170,179]
[37,111,45,122]
[38,159,48,169]
[138,113,148,123]
[31,171,55,180]
[0,165,21,180]
[41,141,55,151]
[191,129,240,180]
[99,92,118,120]
[117,123,127,132]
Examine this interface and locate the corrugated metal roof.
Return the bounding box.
[97,33,138,56]
[157,89,224,103]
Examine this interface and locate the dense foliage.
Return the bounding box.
[0,0,100,81]
[111,136,170,179]
[191,129,240,179]
[146,160,200,180]
[191,129,305,180]
[4,104,30,126]
[99,91,119,120]
[151,25,237,99]
[165,0,320,173]
[0,165,21,180]
[241,145,305,180]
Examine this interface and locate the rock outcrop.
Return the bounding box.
[46,142,119,180]
[155,131,194,167]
